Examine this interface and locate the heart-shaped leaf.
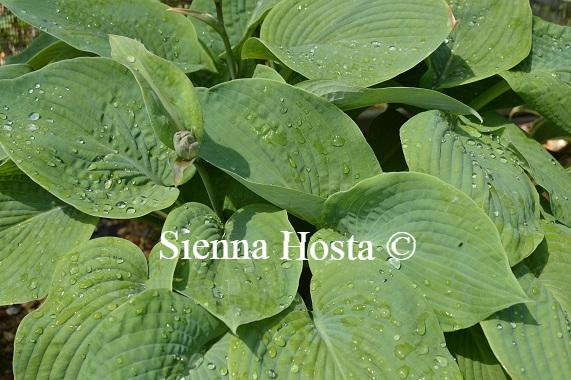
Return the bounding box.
[244,0,454,87]
[323,173,529,331]
[481,223,571,379]
[401,111,543,265]
[0,57,180,218]
[158,202,303,333]
[0,162,97,305]
[297,79,481,118]
[2,0,215,72]
[500,17,571,134]
[198,78,381,224]
[14,237,225,380]
[229,245,461,379]
[425,0,532,88]
[79,289,226,379]
[109,35,203,151]
[446,326,509,380]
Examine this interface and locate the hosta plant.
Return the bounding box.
[0,0,570,379]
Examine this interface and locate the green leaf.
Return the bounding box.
[297,79,481,118]
[0,58,180,218]
[323,173,529,331]
[525,221,571,314]
[500,17,571,134]
[496,121,571,227]
[229,247,461,379]
[198,78,381,224]
[160,202,303,333]
[188,333,232,379]
[0,162,97,305]
[425,0,532,88]
[14,238,149,379]
[480,235,571,380]
[189,0,282,57]
[252,64,285,82]
[446,326,509,380]
[14,237,226,380]
[2,0,215,72]
[248,0,454,87]
[6,32,58,65]
[0,64,33,80]
[401,111,543,265]
[26,41,88,70]
[109,36,203,150]
[80,289,225,380]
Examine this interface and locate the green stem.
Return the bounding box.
[213,0,237,80]
[469,80,511,111]
[196,160,224,220]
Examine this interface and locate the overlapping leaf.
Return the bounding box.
[446,326,509,380]
[500,17,571,134]
[401,111,543,265]
[109,36,203,151]
[229,247,461,379]
[14,237,225,380]
[481,223,571,379]
[0,58,180,218]
[244,0,454,86]
[297,79,481,118]
[497,121,571,227]
[323,173,529,330]
[159,202,302,332]
[425,0,532,88]
[198,78,381,224]
[0,162,96,305]
[1,0,214,72]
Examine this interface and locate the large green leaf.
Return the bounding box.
[500,17,571,134]
[425,0,532,88]
[0,58,180,218]
[2,0,214,72]
[323,173,529,331]
[401,111,543,265]
[79,289,225,379]
[497,121,571,227]
[481,225,571,380]
[109,36,203,151]
[229,245,461,379]
[446,326,509,380]
[160,202,302,333]
[297,79,481,118]
[189,0,282,57]
[14,238,149,379]
[14,237,225,380]
[245,0,454,87]
[0,162,97,305]
[198,78,381,224]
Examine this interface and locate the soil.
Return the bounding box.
[0,219,160,380]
